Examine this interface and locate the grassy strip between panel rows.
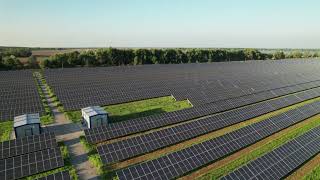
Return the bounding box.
[33,72,54,125]
[23,142,78,180]
[0,121,13,142]
[65,96,192,123]
[196,113,320,179]
[80,136,110,179]
[38,71,65,112]
[81,135,122,179]
[304,164,320,180]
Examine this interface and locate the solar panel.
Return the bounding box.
[116,101,320,180]
[87,85,320,144]
[0,132,57,160]
[44,61,320,111]
[221,126,320,180]
[0,70,45,121]
[0,147,64,180]
[98,89,306,164]
[37,170,71,180]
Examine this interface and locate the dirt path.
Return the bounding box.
[36,73,99,180]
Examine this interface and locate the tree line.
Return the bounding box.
[42,48,266,68]
[41,48,320,68]
[0,47,35,70]
[0,47,32,57]
[0,48,319,70]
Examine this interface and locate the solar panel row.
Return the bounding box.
[0,132,57,160]
[45,61,320,110]
[97,87,320,164]
[0,147,64,180]
[222,126,320,180]
[0,70,44,121]
[116,101,320,180]
[37,170,71,180]
[85,81,320,144]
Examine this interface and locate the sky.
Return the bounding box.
[0,0,319,48]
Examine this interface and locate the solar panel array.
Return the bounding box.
[44,60,320,111]
[222,126,320,180]
[85,81,320,144]
[116,100,320,180]
[0,132,57,159]
[0,70,44,121]
[0,133,64,180]
[37,170,71,180]
[97,87,320,164]
[0,147,64,180]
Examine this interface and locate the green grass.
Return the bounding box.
[197,116,320,180]
[36,71,65,113]
[40,115,54,125]
[88,154,105,175]
[34,72,56,125]
[24,141,78,180]
[34,72,51,115]
[0,121,13,142]
[65,111,82,123]
[58,142,71,165]
[80,135,108,177]
[80,135,96,154]
[65,96,191,123]
[304,165,320,180]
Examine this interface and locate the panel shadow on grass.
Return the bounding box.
[109,108,166,123]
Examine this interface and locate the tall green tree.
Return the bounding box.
[27,55,39,68]
[176,49,188,63]
[272,51,286,60]
[3,55,23,70]
[163,49,178,64]
[134,49,153,64]
[79,50,97,66]
[186,49,198,63]
[290,51,303,58]
[96,48,111,65]
[151,49,163,64]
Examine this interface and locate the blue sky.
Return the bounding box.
[0,0,319,48]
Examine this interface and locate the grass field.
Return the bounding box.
[0,121,13,142]
[304,165,320,180]
[65,96,192,123]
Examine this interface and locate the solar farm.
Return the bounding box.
[3,59,320,179]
